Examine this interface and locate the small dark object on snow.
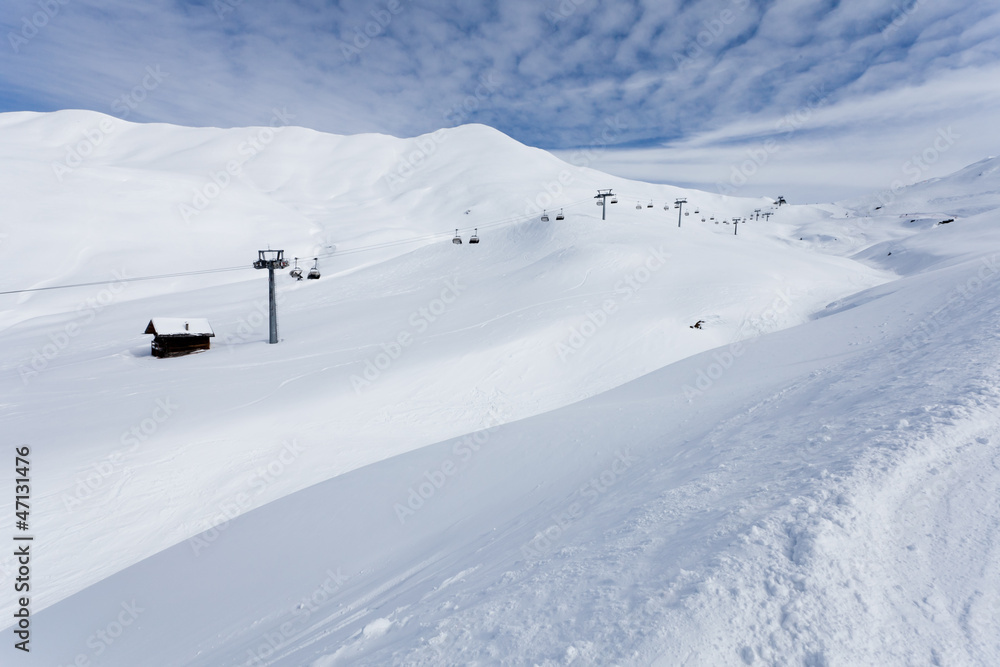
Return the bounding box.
[939,219,954,225]
[690,320,705,329]
[888,252,892,256]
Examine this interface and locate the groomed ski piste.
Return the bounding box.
[1,110,998,665]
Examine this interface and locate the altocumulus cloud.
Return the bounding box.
[1,0,998,200]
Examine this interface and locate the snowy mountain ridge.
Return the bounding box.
[2,111,1000,665]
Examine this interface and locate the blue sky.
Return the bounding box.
[2,0,999,201]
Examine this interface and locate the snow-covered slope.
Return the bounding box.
[2,111,999,665]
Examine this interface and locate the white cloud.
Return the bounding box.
[0,0,997,201]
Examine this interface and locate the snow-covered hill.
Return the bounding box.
[2,112,999,665]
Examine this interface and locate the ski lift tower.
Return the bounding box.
[595,189,615,221]
[674,198,687,227]
[253,249,289,344]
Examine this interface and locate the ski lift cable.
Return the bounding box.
[2,197,602,296]
[309,196,597,260]
[0,265,250,296]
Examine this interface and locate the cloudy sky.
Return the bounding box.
[2,0,999,201]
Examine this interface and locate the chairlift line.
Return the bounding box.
[0,265,251,296]
[4,195,605,296]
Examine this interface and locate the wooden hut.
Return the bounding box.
[144,318,215,358]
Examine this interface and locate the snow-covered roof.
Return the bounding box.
[144,318,215,337]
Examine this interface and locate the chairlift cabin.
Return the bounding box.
[541,210,550,221]
[597,200,604,206]
[636,202,642,210]
[647,201,654,208]
[452,229,462,244]
[307,258,321,279]
[610,196,618,204]
[469,228,480,244]
[694,208,700,214]
[289,257,303,280]
[556,209,565,220]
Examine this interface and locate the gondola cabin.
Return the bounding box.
[144,318,215,358]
